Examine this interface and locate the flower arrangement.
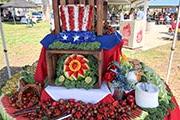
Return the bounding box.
[104,61,134,92]
[55,54,98,89]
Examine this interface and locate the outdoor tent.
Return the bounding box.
[0,0,37,8]
[149,0,179,8]
[108,0,145,5]
[108,0,131,4]
[0,0,37,24]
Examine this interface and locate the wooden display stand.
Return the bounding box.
[46,0,106,87]
[46,49,103,88]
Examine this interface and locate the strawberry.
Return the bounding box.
[113,101,119,107]
[75,112,82,119]
[52,101,59,106]
[121,101,127,107]
[97,114,103,120]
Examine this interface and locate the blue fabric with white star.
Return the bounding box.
[40,31,122,50]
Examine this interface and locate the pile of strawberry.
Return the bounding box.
[10,91,39,110]
[10,91,142,120]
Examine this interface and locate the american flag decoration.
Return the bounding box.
[60,5,93,31]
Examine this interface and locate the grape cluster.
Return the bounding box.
[1,73,20,95]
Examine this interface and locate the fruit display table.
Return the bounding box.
[0,58,180,120]
[0,0,180,119]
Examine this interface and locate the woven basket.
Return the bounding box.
[16,83,41,108]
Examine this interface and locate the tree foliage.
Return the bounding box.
[0,0,10,3]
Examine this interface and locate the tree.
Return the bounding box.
[0,0,10,3]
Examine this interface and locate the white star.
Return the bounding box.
[62,35,68,40]
[84,36,89,40]
[73,35,80,42]
[110,68,118,74]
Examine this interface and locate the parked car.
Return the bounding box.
[20,17,28,24]
[32,12,43,21]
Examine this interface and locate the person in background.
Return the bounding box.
[152,12,156,20]
[128,8,135,20]
[165,13,171,24]
[159,13,164,24]
[8,11,12,20]
[136,7,144,20]
[170,13,175,22]
[107,11,111,20]
[124,13,128,19]
[119,9,124,21]
[110,13,117,24]
[25,11,33,27]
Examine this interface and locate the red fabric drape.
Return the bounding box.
[103,41,124,72]
[164,97,180,120]
[34,47,47,83]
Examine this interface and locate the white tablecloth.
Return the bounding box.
[45,83,111,104]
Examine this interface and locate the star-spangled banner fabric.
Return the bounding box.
[40,31,122,50]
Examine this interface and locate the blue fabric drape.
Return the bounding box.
[40,31,122,50]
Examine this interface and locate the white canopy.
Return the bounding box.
[108,0,144,5]
[108,0,131,5]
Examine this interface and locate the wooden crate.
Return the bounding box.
[46,49,103,88]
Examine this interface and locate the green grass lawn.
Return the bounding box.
[0,21,50,69]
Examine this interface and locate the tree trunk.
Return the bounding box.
[42,0,50,21]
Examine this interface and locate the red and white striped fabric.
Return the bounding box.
[59,5,93,31]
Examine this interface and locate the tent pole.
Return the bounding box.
[144,0,148,31]
[12,8,16,24]
[0,11,12,78]
[166,0,180,84]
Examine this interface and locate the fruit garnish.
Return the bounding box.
[64,54,89,80]
[85,77,92,84]
[58,75,65,82]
